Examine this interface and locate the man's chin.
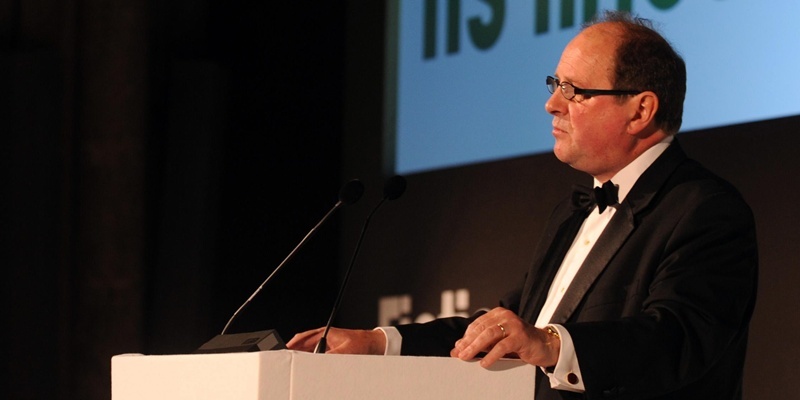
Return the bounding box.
[552,146,570,164]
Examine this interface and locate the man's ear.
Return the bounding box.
[627,91,659,136]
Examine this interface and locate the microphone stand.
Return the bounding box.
[314,175,406,353]
[221,179,363,335]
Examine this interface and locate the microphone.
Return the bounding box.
[314,175,407,353]
[219,179,365,335]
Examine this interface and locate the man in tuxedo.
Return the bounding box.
[288,11,757,399]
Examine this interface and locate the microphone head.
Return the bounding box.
[339,179,365,205]
[383,175,407,200]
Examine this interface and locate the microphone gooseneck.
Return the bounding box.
[220,179,364,335]
[314,175,407,353]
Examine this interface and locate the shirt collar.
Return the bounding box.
[593,135,674,203]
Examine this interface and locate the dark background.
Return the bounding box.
[3,1,348,398]
[3,1,798,399]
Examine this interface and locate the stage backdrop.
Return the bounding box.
[385,0,800,175]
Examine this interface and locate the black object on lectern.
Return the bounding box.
[195,329,286,354]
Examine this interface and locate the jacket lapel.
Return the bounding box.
[518,207,589,323]
[548,204,635,323]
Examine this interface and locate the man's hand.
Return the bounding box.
[286,327,386,355]
[450,307,561,368]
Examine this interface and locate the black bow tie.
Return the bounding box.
[571,181,619,214]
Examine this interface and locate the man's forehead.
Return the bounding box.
[556,25,619,81]
[574,23,621,55]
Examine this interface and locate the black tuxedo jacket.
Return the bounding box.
[395,141,758,400]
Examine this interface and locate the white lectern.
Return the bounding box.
[111,350,537,399]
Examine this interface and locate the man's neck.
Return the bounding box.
[593,136,674,203]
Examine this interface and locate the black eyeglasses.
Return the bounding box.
[546,76,641,100]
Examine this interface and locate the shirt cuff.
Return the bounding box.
[542,324,585,393]
[375,326,402,356]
